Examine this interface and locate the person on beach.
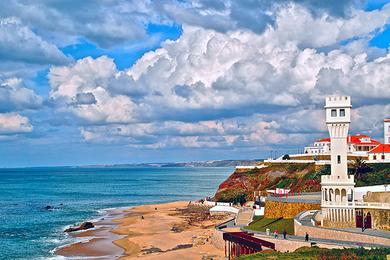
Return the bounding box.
[274,229,278,239]
[305,232,309,241]
[283,229,287,239]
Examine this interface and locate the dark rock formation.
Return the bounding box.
[64,222,94,232]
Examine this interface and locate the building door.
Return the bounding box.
[355,210,363,228]
[364,212,372,229]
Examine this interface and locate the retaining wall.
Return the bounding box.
[294,220,390,246]
[264,200,321,218]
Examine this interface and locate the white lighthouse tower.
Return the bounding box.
[321,96,356,227]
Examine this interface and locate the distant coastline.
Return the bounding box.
[75,159,262,168]
[0,159,262,169]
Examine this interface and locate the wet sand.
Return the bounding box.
[56,201,232,259]
[56,208,126,260]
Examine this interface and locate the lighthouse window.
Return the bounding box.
[331,109,337,117]
[339,109,345,117]
[337,155,341,164]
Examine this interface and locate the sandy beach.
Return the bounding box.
[56,201,233,259]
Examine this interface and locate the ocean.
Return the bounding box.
[0,167,232,260]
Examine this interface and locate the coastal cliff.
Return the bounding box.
[214,163,322,203]
[214,162,389,203]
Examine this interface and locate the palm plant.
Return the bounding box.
[350,157,371,180]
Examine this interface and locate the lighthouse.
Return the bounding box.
[321,96,356,227]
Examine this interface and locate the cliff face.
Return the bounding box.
[214,163,323,202]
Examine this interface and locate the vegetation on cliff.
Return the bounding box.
[214,163,321,203]
[349,162,389,187]
[214,162,389,203]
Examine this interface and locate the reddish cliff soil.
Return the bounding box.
[214,163,322,202]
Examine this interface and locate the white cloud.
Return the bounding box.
[0,113,33,134]
[47,3,390,149]
[0,78,43,112]
[265,3,390,48]
[0,1,157,48]
[0,17,69,65]
[49,56,138,124]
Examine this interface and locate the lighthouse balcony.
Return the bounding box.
[321,174,354,185]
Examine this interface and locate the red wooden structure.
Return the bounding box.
[223,232,275,259]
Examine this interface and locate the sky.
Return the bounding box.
[0,0,390,167]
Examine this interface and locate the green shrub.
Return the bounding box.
[215,189,247,204]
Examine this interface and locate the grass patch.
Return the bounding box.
[251,215,264,222]
[245,217,294,235]
[238,246,390,260]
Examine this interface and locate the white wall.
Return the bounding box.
[368,152,390,162]
[385,121,390,144]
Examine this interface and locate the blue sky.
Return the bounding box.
[0,0,389,167]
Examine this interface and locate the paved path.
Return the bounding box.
[244,229,390,248]
[339,228,390,239]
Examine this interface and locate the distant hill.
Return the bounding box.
[79,159,262,168]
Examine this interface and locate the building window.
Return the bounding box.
[381,155,385,160]
[337,155,341,164]
[339,109,345,117]
[331,109,337,117]
[373,155,377,160]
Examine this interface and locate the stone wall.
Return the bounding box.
[363,192,390,203]
[363,208,390,231]
[251,233,347,252]
[294,221,390,246]
[264,200,321,218]
[322,219,356,228]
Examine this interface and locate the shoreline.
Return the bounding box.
[56,207,127,259]
[55,201,234,259]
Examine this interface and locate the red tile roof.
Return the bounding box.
[385,118,390,122]
[315,134,380,145]
[369,144,390,153]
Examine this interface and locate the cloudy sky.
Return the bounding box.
[0,0,390,167]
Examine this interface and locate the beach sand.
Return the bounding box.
[56,201,233,259]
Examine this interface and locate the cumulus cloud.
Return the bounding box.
[0,17,69,65]
[79,117,296,149]
[0,78,43,112]
[159,0,379,36]
[49,56,138,124]
[0,113,33,134]
[46,3,390,150]
[0,0,157,48]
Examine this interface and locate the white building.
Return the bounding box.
[384,118,390,144]
[368,144,390,162]
[304,134,380,156]
[321,96,356,227]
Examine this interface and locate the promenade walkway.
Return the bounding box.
[339,228,390,239]
[241,228,390,250]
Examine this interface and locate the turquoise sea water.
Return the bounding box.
[0,167,231,260]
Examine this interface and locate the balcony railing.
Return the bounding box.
[321,175,354,183]
[321,201,390,210]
